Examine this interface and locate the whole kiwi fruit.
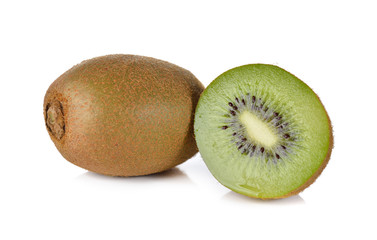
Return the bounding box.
[194,64,333,199]
[44,54,204,176]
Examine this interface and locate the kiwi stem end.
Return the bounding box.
[46,100,65,140]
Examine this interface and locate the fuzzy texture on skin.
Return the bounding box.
[44,54,204,176]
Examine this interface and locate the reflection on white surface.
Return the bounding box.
[222,191,305,205]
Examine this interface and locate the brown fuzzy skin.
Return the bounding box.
[44,54,204,176]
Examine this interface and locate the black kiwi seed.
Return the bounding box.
[221,93,297,164]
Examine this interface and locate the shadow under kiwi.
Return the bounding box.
[222,191,306,205]
[75,167,194,185]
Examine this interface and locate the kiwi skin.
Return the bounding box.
[44,54,204,176]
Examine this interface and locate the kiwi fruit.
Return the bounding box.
[194,64,333,199]
[44,54,204,176]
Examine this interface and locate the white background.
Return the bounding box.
[1,0,376,239]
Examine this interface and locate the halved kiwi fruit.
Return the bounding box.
[194,64,333,199]
[44,54,204,176]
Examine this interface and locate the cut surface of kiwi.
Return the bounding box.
[194,64,333,199]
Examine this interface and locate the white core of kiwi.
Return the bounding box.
[239,110,278,148]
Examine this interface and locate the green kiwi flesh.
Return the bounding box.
[44,54,204,176]
[194,64,333,199]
